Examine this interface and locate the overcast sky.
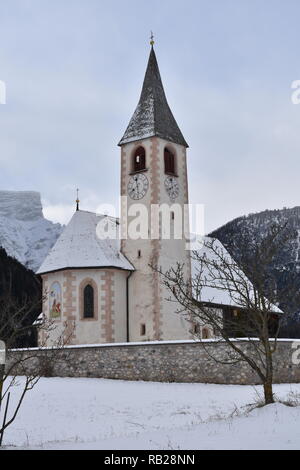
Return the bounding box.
[1,0,300,233]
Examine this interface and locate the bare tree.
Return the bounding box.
[0,287,74,446]
[155,224,296,405]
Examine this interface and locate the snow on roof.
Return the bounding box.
[191,236,282,313]
[33,312,44,326]
[37,210,134,274]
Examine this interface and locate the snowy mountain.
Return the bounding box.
[0,191,63,272]
[210,206,300,321]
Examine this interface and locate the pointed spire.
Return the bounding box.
[118,45,188,147]
[76,188,80,211]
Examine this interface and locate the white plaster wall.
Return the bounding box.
[73,269,102,344]
[121,138,160,341]
[40,268,129,347]
[121,137,192,342]
[156,139,191,340]
[113,269,129,342]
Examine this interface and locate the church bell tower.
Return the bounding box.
[119,41,192,341]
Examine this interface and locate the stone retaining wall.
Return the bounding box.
[6,339,300,384]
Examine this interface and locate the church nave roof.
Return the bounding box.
[37,210,134,274]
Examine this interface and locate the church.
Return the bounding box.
[37,42,230,346]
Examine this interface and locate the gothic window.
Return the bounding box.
[202,327,210,339]
[133,147,146,172]
[164,148,176,175]
[83,284,94,318]
[140,324,146,336]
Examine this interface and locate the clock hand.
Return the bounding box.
[133,178,139,193]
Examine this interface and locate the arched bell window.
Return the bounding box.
[83,284,94,318]
[133,146,146,172]
[202,327,210,339]
[164,148,176,175]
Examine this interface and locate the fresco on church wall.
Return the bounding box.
[49,281,62,318]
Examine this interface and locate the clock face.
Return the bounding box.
[127,173,149,200]
[165,176,180,200]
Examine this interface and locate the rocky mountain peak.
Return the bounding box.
[0,191,63,272]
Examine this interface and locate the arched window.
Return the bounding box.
[202,327,210,339]
[133,147,146,172]
[83,284,94,318]
[164,148,176,175]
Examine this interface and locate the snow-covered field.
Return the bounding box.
[2,377,300,450]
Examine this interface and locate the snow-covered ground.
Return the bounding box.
[2,377,300,450]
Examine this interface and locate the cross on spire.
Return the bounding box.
[150,31,154,47]
[76,188,80,211]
